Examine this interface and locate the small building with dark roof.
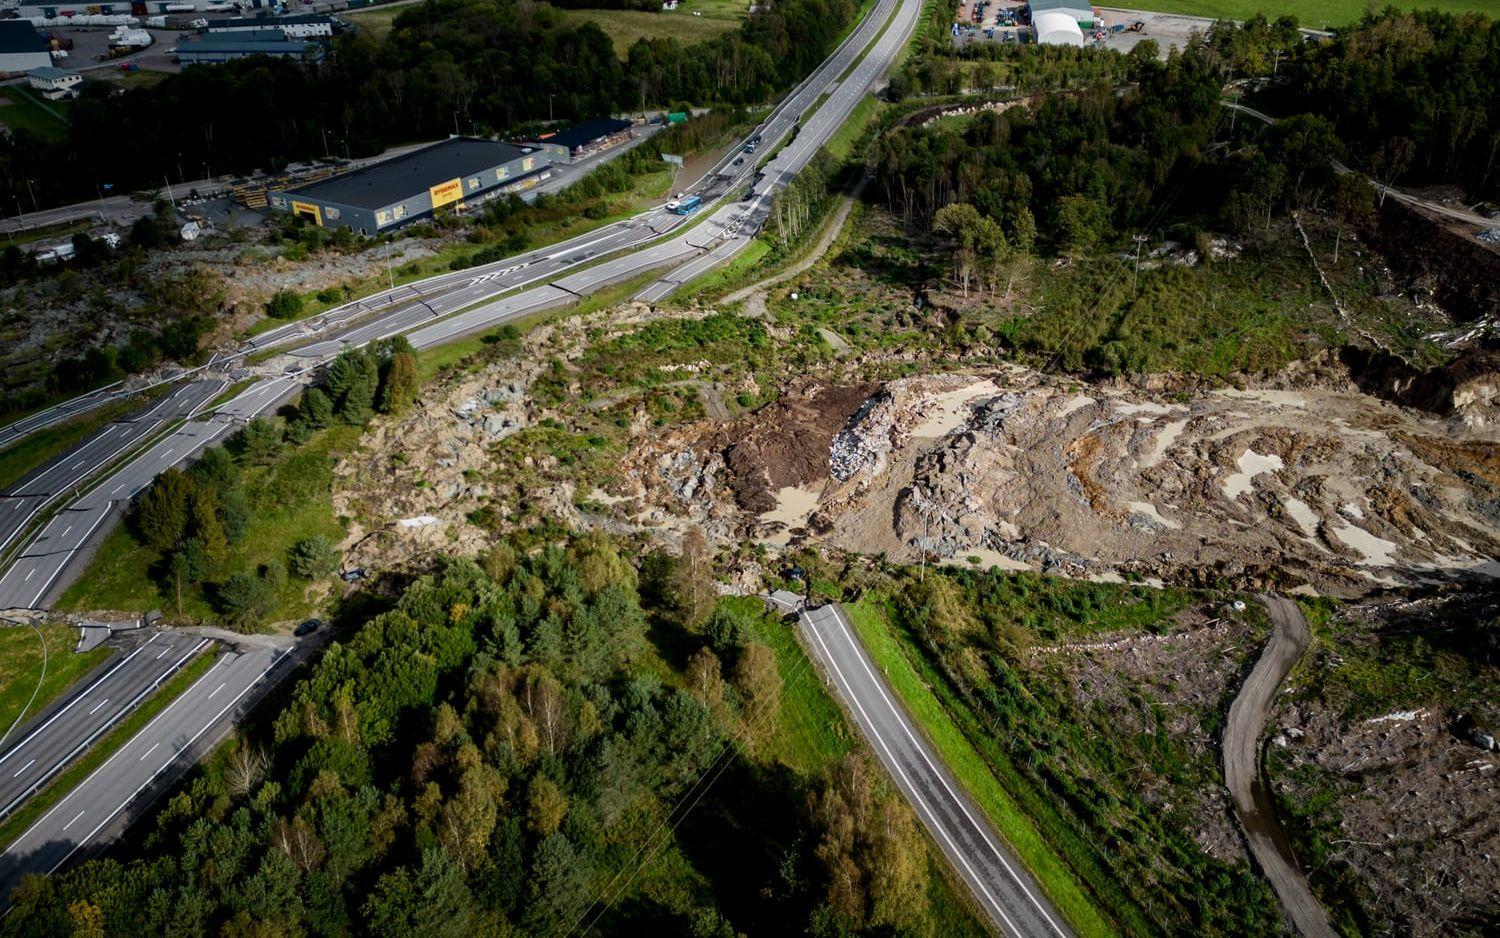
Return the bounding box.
[0,22,53,75]
[531,117,635,164]
[268,137,554,234]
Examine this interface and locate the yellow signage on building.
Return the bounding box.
[429,178,463,209]
[290,201,322,225]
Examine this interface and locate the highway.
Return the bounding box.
[0,632,208,824]
[0,644,287,904]
[0,377,292,609]
[796,600,1072,938]
[0,379,224,561]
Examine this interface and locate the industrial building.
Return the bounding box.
[18,0,277,15]
[203,13,337,38]
[26,65,81,99]
[176,29,326,64]
[0,22,53,74]
[530,117,635,164]
[268,137,551,234]
[1028,0,1091,45]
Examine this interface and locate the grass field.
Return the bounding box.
[344,2,406,39]
[844,600,1116,938]
[0,85,69,141]
[563,0,748,55]
[1126,0,1496,27]
[0,649,215,850]
[0,394,147,493]
[0,623,111,746]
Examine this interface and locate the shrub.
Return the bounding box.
[288,535,339,579]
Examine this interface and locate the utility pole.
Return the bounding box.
[548,94,555,123]
[164,175,177,211]
[384,237,396,292]
[1132,233,1148,292]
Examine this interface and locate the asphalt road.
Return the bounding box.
[0,632,208,824]
[0,644,287,905]
[0,379,224,562]
[1225,595,1335,938]
[796,600,1072,938]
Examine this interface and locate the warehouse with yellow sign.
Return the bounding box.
[268,136,550,234]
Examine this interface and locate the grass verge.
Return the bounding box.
[0,623,111,742]
[0,649,217,850]
[844,599,1116,938]
[1122,0,1494,28]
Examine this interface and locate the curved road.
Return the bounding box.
[1224,594,1335,938]
[792,598,1071,938]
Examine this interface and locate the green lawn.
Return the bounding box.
[344,2,406,39]
[0,85,69,141]
[1126,0,1495,27]
[563,0,748,55]
[56,424,357,625]
[0,649,215,850]
[0,394,148,493]
[0,622,111,744]
[844,599,1117,938]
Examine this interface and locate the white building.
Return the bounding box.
[0,21,52,74]
[1029,0,1090,46]
[203,13,336,38]
[26,65,81,99]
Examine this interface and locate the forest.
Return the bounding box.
[0,0,856,210]
[4,533,948,936]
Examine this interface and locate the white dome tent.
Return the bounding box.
[1032,9,1085,45]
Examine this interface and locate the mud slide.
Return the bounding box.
[1224,594,1336,938]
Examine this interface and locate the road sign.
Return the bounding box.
[661,153,684,166]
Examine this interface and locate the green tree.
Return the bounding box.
[1054,195,1110,257]
[377,350,419,415]
[265,290,304,320]
[191,487,229,565]
[136,467,195,551]
[216,571,274,629]
[526,775,569,837]
[288,535,339,579]
[236,418,283,464]
[298,387,334,430]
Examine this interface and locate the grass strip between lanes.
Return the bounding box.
[844,600,1116,938]
[0,648,218,851]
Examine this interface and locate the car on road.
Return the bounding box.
[734,156,744,165]
[294,618,321,637]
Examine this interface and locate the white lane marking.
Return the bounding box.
[138,742,159,761]
[70,460,84,470]
[87,697,109,715]
[207,681,226,700]
[155,647,168,660]
[23,568,34,582]
[62,809,84,831]
[60,525,71,539]
[13,758,35,777]
[111,483,125,495]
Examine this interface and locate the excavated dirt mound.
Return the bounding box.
[703,380,875,514]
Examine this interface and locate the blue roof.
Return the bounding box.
[27,66,77,80]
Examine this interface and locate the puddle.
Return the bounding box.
[1332,523,1400,566]
[944,547,1033,572]
[1283,497,1323,543]
[1127,500,1181,530]
[910,381,1000,437]
[759,484,820,546]
[1222,450,1283,500]
[1139,418,1188,468]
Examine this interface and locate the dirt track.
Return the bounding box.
[1225,595,1334,938]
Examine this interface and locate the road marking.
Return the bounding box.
[60,525,71,539]
[23,568,34,582]
[13,758,34,777]
[207,681,227,700]
[87,697,109,715]
[62,810,84,831]
[138,742,159,761]
[155,647,168,660]
[70,460,84,470]
[111,483,125,495]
